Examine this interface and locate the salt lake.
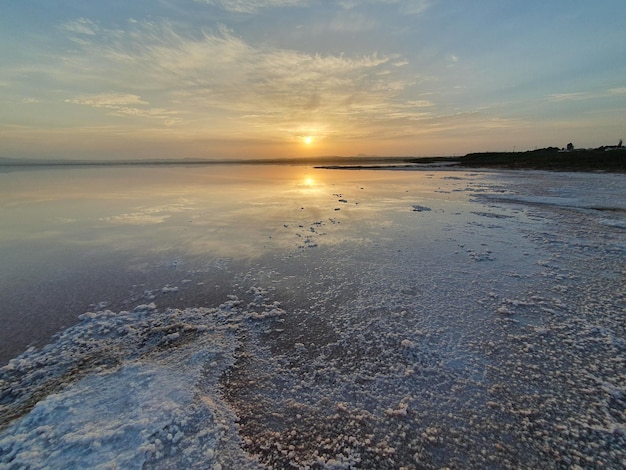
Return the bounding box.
[1,163,625,469]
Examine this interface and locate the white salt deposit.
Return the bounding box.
[0,296,280,469]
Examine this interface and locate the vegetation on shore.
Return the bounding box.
[319,147,626,172]
[456,146,626,172]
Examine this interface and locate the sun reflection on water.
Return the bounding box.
[297,175,322,194]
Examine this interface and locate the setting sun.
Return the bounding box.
[304,136,312,145]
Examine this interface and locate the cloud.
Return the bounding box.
[55,20,423,139]
[65,93,180,124]
[406,100,434,107]
[547,87,626,103]
[59,18,99,35]
[339,0,434,15]
[547,92,592,102]
[197,0,434,16]
[400,0,433,15]
[15,17,448,149]
[194,0,310,13]
[66,93,148,108]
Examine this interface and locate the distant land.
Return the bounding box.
[1,147,625,172]
[320,147,626,172]
[457,147,626,172]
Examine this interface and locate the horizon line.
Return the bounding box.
[0,155,457,167]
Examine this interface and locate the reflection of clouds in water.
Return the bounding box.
[101,213,171,225]
[100,204,189,225]
[55,217,78,223]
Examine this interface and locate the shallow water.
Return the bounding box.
[1,165,625,469]
[0,164,472,362]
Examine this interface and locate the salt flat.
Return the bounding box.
[1,166,624,468]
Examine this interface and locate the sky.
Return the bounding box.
[1,0,626,161]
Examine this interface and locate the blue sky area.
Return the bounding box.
[2,0,625,160]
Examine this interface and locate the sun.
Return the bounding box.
[304,136,312,145]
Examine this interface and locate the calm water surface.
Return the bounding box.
[0,163,471,363]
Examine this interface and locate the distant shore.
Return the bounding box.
[457,148,626,172]
[317,149,626,173]
[1,148,625,172]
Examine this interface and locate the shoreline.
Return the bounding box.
[3,149,624,173]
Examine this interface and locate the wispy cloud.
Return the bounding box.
[65,93,180,124]
[59,18,99,35]
[66,93,148,108]
[196,0,434,16]
[547,92,593,102]
[194,0,310,13]
[398,0,434,16]
[339,0,434,15]
[56,20,423,139]
[547,88,626,102]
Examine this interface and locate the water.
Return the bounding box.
[0,164,470,362]
[1,164,625,468]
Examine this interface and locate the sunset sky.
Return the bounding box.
[2,1,626,160]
